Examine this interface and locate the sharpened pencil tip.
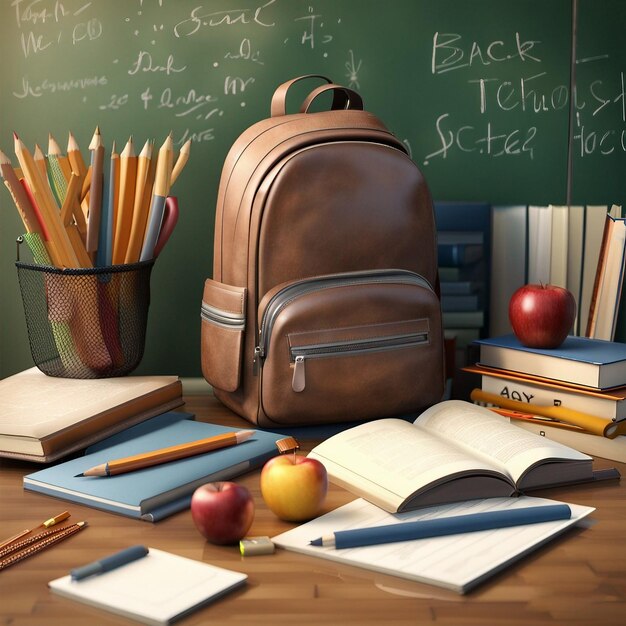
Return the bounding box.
[74,473,85,477]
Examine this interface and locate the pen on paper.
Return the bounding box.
[310,504,573,549]
[0,511,70,551]
[71,544,149,581]
[76,430,254,477]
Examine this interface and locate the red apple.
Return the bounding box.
[509,284,576,348]
[190,482,254,545]
[260,455,327,522]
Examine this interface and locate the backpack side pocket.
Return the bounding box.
[201,278,246,392]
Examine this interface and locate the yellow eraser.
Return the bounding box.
[240,536,275,556]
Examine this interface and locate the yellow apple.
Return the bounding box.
[260,454,328,522]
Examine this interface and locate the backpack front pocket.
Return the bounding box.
[256,270,444,425]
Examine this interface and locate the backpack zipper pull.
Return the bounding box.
[292,355,306,392]
[253,346,262,376]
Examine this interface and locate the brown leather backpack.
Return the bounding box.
[201,75,445,427]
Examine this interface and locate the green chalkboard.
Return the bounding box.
[1,0,624,379]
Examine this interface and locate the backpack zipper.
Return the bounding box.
[290,331,428,392]
[253,269,434,374]
[200,301,246,330]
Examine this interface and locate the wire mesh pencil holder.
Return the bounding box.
[16,257,154,379]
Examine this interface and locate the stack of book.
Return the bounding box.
[466,334,626,463]
[435,202,491,370]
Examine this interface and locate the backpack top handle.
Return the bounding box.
[270,74,352,117]
[299,83,363,114]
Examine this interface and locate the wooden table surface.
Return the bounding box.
[1,393,625,626]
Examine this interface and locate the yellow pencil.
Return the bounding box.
[86,127,104,259]
[33,144,47,182]
[124,139,153,263]
[77,430,253,477]
[170,138,191,186]
[48,134,72,182]
[67,132,87,178]
[14,134,78,267]
[112,137,137,264]
[470,388,621,438]
[0,149,40,235]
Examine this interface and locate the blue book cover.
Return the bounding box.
[474,334,626,389]
[476,334,626,365]
[23,412,283,521]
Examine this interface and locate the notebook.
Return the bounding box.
[24,412,283,521]
[272,495,595,594]
[49,547,247,625]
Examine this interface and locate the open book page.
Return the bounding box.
[272,496,595,594]
[415,401,591,485]
[308,418,511,512]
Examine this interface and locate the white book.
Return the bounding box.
[580,206,608,335]
[272,496,594,594]
[528,205,552,285]
[589,213,626,341]
[567,206,585,334]
[550,204,569,288]
[489,205,527,336]
[479,371,626,421]
[49,548,247,625]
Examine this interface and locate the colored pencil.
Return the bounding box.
[112,137,137,264]
[124,139,153,263]
[77,430,254,477]
[86,127,104,258]
[170,138,191,185]
[140,134,173,261]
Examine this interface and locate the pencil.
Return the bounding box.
[86,126,105,258]
[76,430,254,477]
[33,143,47,182]
[0,511,70,551]
[112,137,137,264]
[124,139,153,263]
[48,134,72,182]
[96,141,119,267]
[0,522,86,571]
[14,134,78,267]
[0,149,40,234]
[67,131,87,178]
[139,133,173,262]
[170,138,191,186]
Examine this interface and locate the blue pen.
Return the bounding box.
[71,545,149,580]
[310,504,572,549]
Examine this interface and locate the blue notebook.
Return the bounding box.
[24,412,283,521]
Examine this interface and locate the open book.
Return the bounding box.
[308,400,595,513]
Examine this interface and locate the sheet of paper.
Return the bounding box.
[49,548,247,625]
[272,496,594,593]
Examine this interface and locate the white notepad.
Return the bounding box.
[272,496,594,594]
[48,548,247,625]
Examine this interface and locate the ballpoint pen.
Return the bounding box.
[71,545,149,580]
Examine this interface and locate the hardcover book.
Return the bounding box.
[475,334,626,389]
[24,412,283,521]
[465,363,626,422]
[0,368,183,462]
[307,400,595,514]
